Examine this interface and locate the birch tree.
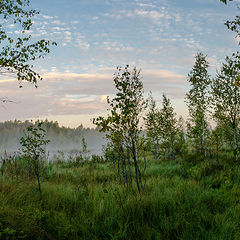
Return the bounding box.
[144,95,161,159]
[93,65,147,194]
[185,53,211,155]
[211,55,240,159]
[159,94,178,157]
[145,94,178,159]
[0,0,56,86]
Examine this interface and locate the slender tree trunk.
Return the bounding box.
[233,119,238,160]
[154,142,157,160]
[171,138,175,159]
[216,140,219,163]
[202,116,206,156]
[127,148,132,188]
[34,155,42,199]
[131,134,142,194]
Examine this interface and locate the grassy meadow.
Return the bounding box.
[0,152,239,240]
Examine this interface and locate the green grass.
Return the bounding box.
[0,154,240,239]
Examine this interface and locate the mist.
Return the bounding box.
[0,120,107,159]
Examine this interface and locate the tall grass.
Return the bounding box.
[0,153,239,239]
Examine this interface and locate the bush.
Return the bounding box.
[91,154,104,163]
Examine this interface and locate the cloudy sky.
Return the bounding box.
[0,0,239,127]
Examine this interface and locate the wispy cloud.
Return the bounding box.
[136,2,156,8]
[0,67,186,121]
[1,0,238,126]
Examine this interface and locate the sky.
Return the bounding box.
[0,0,240,128]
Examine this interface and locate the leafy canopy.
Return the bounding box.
[0,0,56,87]
[93,65,146,143]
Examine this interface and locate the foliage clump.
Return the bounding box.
[94,65,147,193]
[0,0,56,86]
[145,94,179,159]
[185,52,211,155]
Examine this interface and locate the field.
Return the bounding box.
[0,153,239,240]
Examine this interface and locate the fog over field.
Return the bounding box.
[0,120,107,159]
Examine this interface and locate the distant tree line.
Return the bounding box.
[0,119,105,153]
